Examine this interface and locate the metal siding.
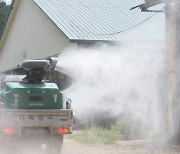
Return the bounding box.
[33,0,165,41]
[0,0,76,72]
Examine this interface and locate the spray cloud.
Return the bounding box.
[57,40,166,129]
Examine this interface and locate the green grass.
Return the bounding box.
[71,127,118,144]
[71,116,165,144]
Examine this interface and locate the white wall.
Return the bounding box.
[0,0,77,71]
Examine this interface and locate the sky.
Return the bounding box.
[4,0,12,5]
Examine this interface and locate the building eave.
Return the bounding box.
[70,39,119,44]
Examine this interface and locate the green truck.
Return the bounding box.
[0,58,73,153]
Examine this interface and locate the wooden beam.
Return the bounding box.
[130,0,165,11]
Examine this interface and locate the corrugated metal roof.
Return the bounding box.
[33,0,165,41]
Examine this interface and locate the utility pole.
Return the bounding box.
[131,0,180,141]
[165,1,176,134]
[166,1,180,142]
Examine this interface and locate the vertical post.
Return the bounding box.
[174,2,180,142]
[166,1,177,134]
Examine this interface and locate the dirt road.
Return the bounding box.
[61,138,180,154]
[1,135,180,154]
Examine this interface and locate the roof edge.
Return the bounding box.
[70,39,120,44]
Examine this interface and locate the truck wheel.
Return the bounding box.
[0,136,21,154]
[45,135,63,154]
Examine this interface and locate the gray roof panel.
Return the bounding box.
[33,0,165,41]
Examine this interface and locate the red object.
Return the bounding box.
[55,128,69,134]
[3,127,15,134]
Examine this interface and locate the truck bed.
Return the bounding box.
[0,108,73,131]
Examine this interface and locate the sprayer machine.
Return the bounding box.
[0,57,73,153]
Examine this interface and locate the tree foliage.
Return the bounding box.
[0,1,11,36]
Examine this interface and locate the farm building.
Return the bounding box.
[0,0,165,73]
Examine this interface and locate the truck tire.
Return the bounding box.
[20,134,63,154]
[45,134,63,154]
[0,136,21,154]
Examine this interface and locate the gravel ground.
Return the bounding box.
[61,138,180,154]
[1,136,180,154]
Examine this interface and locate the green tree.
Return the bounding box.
[0,0,11,36]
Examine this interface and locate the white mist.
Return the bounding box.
[56,40,166,129]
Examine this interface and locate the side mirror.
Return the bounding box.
[0,91,3,101]
[0,92,4,107]
[66,99,72,109]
